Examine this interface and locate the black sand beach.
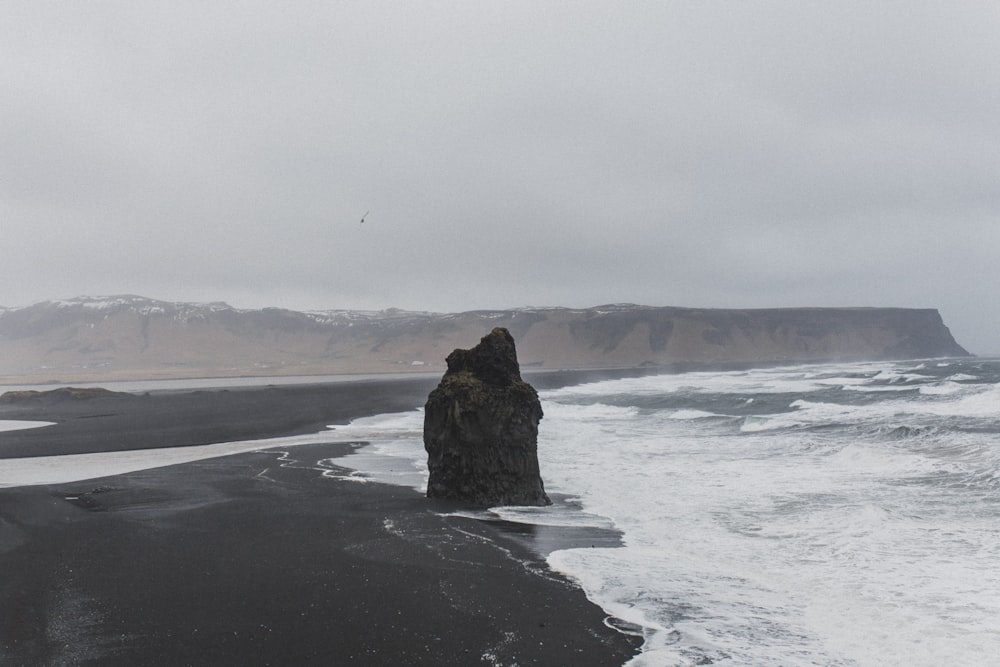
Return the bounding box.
[0,374,641,666]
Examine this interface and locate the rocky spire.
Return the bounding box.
[423,328,550,506]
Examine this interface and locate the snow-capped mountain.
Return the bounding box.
[0,295,969,382]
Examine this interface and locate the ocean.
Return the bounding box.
[333,357,1000,666]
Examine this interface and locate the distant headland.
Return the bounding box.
[0,295,969,383]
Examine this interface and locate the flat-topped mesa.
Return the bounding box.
[423,328,550,506]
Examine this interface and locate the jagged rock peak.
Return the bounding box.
[444,327,522,386]
[424,328,550,506]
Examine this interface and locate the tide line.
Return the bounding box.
[0,430,343,488]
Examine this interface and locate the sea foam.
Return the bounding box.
[528,360,1000,666]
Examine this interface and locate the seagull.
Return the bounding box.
[360,210,369,225]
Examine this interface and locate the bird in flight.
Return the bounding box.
[360,210,369,225]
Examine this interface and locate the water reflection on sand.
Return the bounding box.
[0,430,342,488]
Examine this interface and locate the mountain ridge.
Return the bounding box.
[0,295,970,383]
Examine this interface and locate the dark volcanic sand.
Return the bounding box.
[0,374,642,666]
[0,377,443,459]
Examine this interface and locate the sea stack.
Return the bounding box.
[423,327,551,506]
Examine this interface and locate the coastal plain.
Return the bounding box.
[0,374,641,666]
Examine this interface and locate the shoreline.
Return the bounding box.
[1,353,972,396]
[0,373,644,665]
[0,366,680,461]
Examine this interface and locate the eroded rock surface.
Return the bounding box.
[423,328,550,506]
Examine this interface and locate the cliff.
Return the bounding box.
[0,296,970,382]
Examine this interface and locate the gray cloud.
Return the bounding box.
[2,1,999,352]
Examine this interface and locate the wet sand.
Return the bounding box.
[0,374,641,666]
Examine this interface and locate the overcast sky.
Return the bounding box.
[2,2,999,352]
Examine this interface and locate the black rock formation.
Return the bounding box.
[0,387,127,404]
[423,328,550,506]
